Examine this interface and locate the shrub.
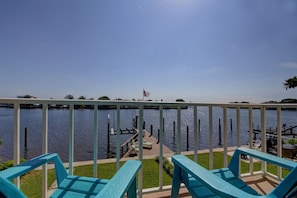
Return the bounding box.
[155,156,174,177]
[288,138,297,145]
[0,158,26,171]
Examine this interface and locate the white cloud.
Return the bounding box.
[280,62,297,68]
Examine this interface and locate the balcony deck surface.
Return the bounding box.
[143,174,278,197]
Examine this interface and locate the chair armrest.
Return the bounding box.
[0,153,68,184]
[0,176,27,198]
[229,147,297,176]
[172,155,264,198]
[96,160,141,198]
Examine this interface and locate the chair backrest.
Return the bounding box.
[272,165,297,197]
[0,176,26,198]
[0,154,141,198]
[228,147,297,198]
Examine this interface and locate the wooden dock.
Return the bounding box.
[122,131,174,158]
[253,124,297,138]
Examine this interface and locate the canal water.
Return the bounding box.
[0,107,297,162]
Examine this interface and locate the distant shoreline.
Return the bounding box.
[0,104,188,110]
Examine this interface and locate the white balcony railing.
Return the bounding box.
[0,98,297,197]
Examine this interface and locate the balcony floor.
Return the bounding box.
[142,174,278,198]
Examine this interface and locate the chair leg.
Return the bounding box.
[127,178,137,198]
[171,166,182,198]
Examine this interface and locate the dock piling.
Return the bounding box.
[173,121,176,137]
[219,119,222,145]
[187,126,189,151]
[24,127,28,148]
[157,129,160,144]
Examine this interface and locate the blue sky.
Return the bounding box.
[1,0,297,103]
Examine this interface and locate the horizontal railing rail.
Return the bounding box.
[1,98,297,197]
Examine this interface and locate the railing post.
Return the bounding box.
[116,105,121,170]
[209,106,213,170]
[93,104,98,177]
[248,107,254,173]
[69,104,74,175]
[42,104,48,198]
[177,106,181,154]
[223,106,228,168]
[13,103,20,188]
[194,105,198,162]
[236,107,240,147]
[276,107,282,180]
[236,106,241,175]
[159,105,164,190]
[138,105,144,198]
[261,106,267,175]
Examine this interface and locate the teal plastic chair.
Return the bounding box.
[171,147,297,198]
[0,153,141,198]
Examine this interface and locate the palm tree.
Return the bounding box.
[284,76,297,90]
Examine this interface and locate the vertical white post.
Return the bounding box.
[159,105,163,190]
[209,106,213,170]
[69,104,74,175]
[138,105,143,198]
[194,105,198,162]
[236,107,241,147]
[93,104,98,177]
[261,106,267,174]
[116,105,121,170]
[177,106,181,154]
[237,106,241,176]
[42,104,48,198]
[276,107,282,179]
[13,103,20,188]
[223,106,228,167]
[248,107,253,173]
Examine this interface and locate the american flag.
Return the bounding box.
[143,89,150,97]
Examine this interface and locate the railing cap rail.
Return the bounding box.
[1,97,297,108]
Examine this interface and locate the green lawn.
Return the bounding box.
[18,152,290,197]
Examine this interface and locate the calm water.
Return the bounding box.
[0,107,297,162]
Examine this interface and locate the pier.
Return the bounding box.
[123,130,173,158]
[109,129,173,158]
[107,115,174,158]
[253,124,297,139]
